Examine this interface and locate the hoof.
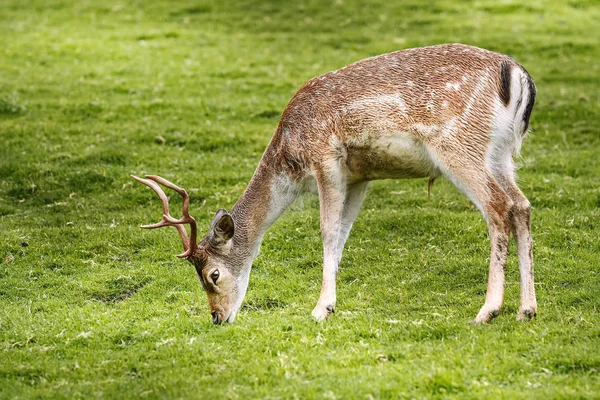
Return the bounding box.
[472,307,500,324]
[517,308,537,321]
[311,304,335,322]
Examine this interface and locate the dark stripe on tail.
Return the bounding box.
[499,60,512,106]
[519,64,537,133]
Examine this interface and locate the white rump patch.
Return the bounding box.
[486,67,532,179]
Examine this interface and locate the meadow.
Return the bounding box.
[1,0,599,398]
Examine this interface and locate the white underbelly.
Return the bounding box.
[345,133,439,181]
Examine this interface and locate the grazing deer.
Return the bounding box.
[133,43,537,325]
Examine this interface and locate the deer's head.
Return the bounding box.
[132,175,251,324]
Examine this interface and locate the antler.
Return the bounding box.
[131,175,198,259]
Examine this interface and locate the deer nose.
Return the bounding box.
[211,311,222,325]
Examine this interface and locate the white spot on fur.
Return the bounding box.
[444,117,458,135]
[348,94,406,112]
[460,70,490,127]
[411,123,439,136]
[406,80,414,87]
[442,100,449,109]
[445,82,461,91]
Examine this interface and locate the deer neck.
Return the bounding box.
[230,158,299,259]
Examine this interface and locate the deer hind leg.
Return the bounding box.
[432,152,514,323]
[492,166,537,320]
[475,178,514,324]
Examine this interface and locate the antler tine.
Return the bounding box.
[144,175,198,257]
[131,175,197,258]
[131,175,197,259]
[132,175,171,217]
[144,175,192,222]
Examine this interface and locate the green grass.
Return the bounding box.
[1,0,599,398]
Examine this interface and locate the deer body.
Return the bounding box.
[134,43,537,324]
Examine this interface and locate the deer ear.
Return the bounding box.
[210,209,235,245]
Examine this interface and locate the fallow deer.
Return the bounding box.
[133,43,537,325]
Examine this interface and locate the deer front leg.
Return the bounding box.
[312,170,348,322]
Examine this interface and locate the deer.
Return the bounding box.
[133,43,537,325]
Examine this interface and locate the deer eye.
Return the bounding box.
[210,270,220,284]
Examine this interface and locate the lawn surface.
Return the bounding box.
[1,0,599,398]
